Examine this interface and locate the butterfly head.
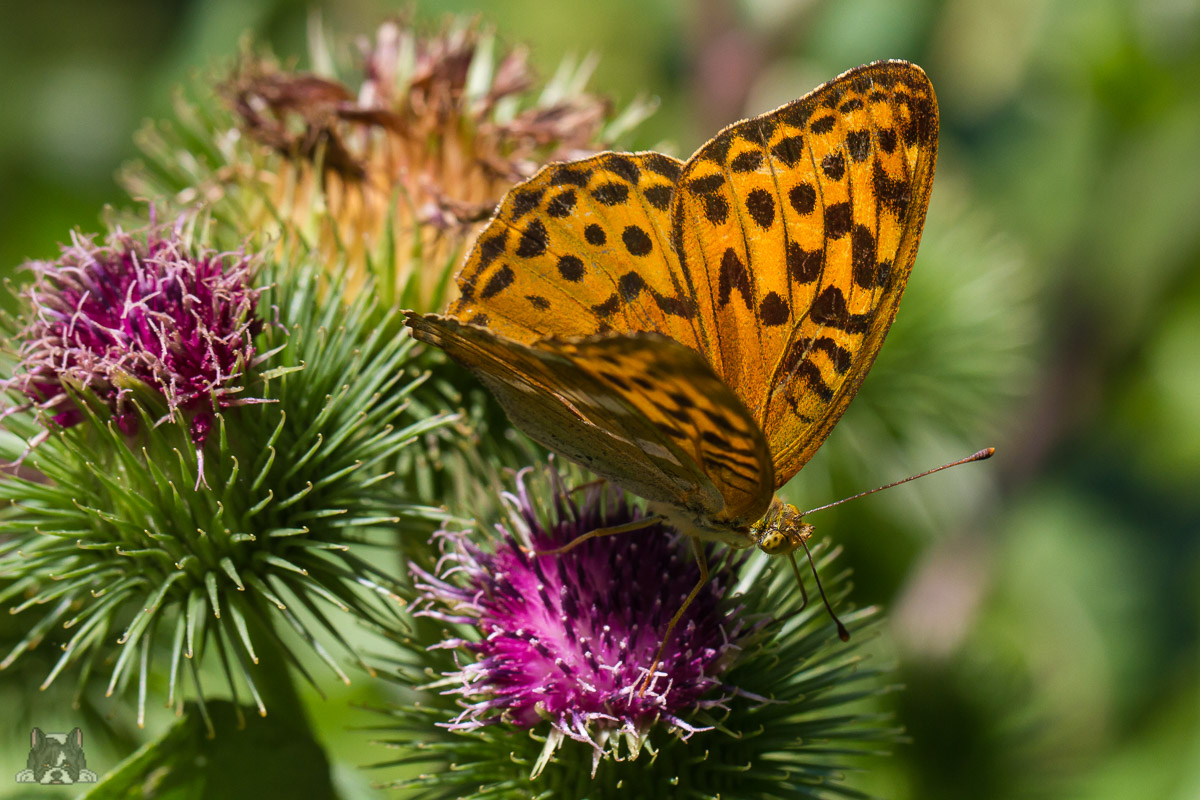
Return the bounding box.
[751,497,813,556]
[751,497,849,642]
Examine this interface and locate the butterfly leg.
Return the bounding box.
[527,515,666,557]
[638,539,709,697]
[787,551,811,612]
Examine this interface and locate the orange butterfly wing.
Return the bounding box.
[671,60,938,487]
[448,152,704,355]
[406,313,772,525]
[413,60,938,513]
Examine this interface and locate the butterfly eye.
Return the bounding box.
[757,531,789,555]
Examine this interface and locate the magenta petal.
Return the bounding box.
[411,469,751,750]
[4,220,263,448]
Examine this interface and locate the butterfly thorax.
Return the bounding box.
[649,496,813,555]
[648,500,760,549]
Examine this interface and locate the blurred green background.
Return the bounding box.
[3,1,1199,798]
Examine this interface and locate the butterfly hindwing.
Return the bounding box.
[542,333,774,524]
[671,60,938,487]
[406,312,748,517]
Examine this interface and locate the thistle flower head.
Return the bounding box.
[226,17,613,232]
[0,244,452,732]
[4,219,262,444]
[378,465,897,797]
[125,16,652,311]
[412,470,752,765]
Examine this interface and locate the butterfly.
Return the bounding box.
[406,60,939,648]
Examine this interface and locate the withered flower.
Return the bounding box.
[217,17,648,306]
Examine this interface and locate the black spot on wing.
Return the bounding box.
[601,370,631,391]
[687,174,726,194]
[605,154,641,184]
[718,248,752,310]
[779,101,813,130]
[618,271,646,301]
[730,150,763,172]
[552,166,592,187]
[593,182,630,206]
[873,160,911,216]
[811,115,836,134]
[592,293,621,318]
[703,194,729,224]
[813,337,852,373]
[622,226,653,256]
[653,293,696,318]
[510,188,544,219]
[904,91,937,146]
[787,241,821,284]
[796,360,834,401]
[481,265,514,299]
[811,287,870,333]
[706,132,735,163]
[759,292,789,326]
[821,152,846,181]
[789,183,816,215]
[746,189,776,229]
[771,136,804,167]
[876,259,893,287]
[584,224,607,245]
[847,130,871,162]
[644,153,682,181]
[557,254,584,282]
[825,202,851,239]
[851,225,877,288]
[644,184,672,210]
[878,128,898,153]
[516,219,549,257]
[668,391,694,409]
[477,229,507,269]
[545,190,577,218]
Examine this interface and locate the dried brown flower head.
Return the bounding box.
[216,17,650,307]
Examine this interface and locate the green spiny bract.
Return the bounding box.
[0,224,451,732]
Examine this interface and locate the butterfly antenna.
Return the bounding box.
[796,541,850,641]
[801,448,995,517]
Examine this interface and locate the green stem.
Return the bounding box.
[84,609,338,800]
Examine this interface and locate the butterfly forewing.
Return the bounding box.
[671,60,938,487]
[449,152,705,353]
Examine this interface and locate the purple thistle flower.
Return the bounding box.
[4,219,266,448]
[411,468,760,773]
